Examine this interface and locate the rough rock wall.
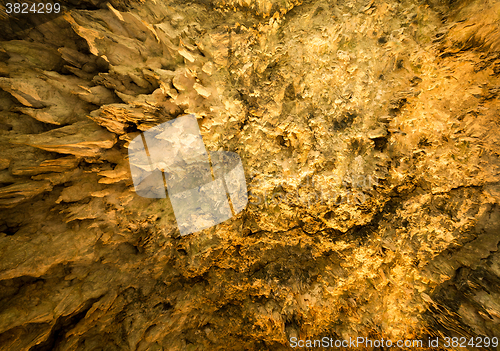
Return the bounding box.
[0,0,499,350]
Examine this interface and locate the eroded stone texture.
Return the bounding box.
[0,0,499,350]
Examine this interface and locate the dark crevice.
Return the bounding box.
[0,223,20,236]
[372,136,388,151]
[29,296,103,351]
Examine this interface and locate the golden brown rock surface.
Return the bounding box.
[0,0,499,350]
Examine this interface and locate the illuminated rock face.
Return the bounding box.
[0,0,500,350]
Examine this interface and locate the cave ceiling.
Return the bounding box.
[0,0,500,350]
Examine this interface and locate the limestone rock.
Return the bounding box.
[0,0,499,350]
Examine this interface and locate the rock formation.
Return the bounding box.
[0,0,499,349]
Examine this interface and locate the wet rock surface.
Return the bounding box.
[0,0,499,349]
